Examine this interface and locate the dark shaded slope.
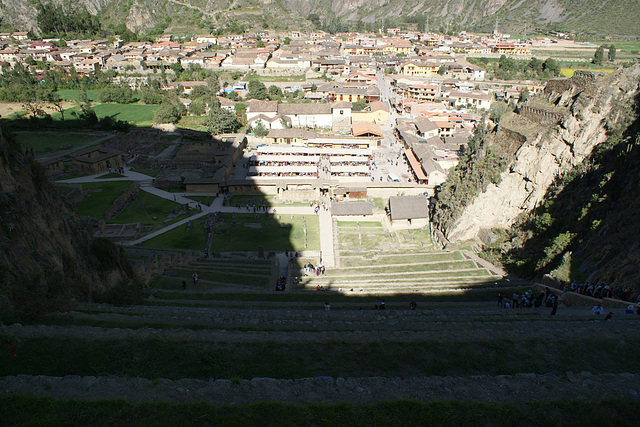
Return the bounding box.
[0,128,140,322]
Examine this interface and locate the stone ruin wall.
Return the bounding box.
[517,105,565,125]
[105,182,140,220]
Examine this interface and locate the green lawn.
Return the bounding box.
[110,191,190,232]
[143,213,319,252]
[560,67,615,77]
[15,131,108,156]
[176,115,208,130]
[210,213,319,252]
[74,181,134,219]
[55,89,101,102]
[87,104,158,126]
[48,103,158,127]
[140,221,208,250]
[340,251,464,267]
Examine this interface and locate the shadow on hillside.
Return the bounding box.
[500,87,640,292]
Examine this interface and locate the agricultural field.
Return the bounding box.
[14,131,111,157]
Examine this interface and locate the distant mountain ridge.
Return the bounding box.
[1,0,639,36]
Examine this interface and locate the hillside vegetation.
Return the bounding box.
[483,85,640,288]
[1,0,640,37]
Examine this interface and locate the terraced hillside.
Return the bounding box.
[293,250,505,294]
[3,242,640,423]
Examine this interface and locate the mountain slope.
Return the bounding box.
[431,64,640,288]
[0,128,140,322]
[1,0,639,36]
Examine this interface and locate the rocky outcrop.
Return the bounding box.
[0,128,137,320]
[444,65,640,243]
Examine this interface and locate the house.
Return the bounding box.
[194,34,218,44]
[446,90,492,110]
[400,60,440,76]
[72,147,123,174]
[413,118,439,139]
[388,195,430,229]
[352,122,383,138]
[73,58,101,74]
[351,101,389,124]
[491,43,531,56]
[331,200,374,219]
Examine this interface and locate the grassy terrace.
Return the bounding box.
[181,213,320,252]
[16,131,109,157]
[2,337,638,380]
[3,396,635,426]
[74,181,133,218]
[110,190,190,233]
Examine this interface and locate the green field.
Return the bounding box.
[141,213,319,251]
[110,190,191,232]
[55,89,101,102]
[560,67,615,77]
[210,213,319,252]
[71,103,158,126]
[74,181,134,219]
[14,131,109,156]
[140,221,207,250]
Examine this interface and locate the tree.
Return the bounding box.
[189,98,207,116]
[437,65,447,75]
[204,107,241,135]
[206,75,220,94]
[247,80,268,100]
[519,87,529,103]
[170,62,184,77]
[307,14,321,28]
[154,97,186,124]
[46,91,65,122]
[489,101,513,124]
[608,45,616,62]
[593,45,605,65]
[542,58,560,75]
[79,104,98,127]
[189,85,210,100]
[283,37,291,45]
[140,87,162,104]
[352,98,367,111]
[268,85,282,98]
[253,120,268,137]
[99,86,134,104]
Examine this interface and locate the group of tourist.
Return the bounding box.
[305,262,326,276]
[497,289,558,310]
[310,201,328,214]
[275,276,286,291]
[561,281,634,301]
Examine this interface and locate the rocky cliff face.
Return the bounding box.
[0,128,137,321]
[444,65,640,243]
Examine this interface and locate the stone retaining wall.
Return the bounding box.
[105,182,140,220]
